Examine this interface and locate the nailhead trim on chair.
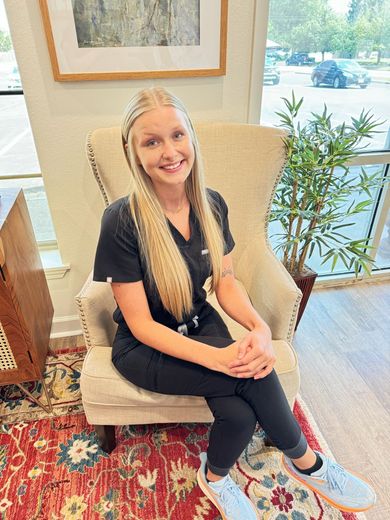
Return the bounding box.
[75,276,94,350]
[86,131,110,208]
[263,152,302,344]
[288,297,303,342]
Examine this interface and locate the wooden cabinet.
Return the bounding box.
[0,188,54,413]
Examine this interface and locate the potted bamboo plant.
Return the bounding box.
[270,92,387,328]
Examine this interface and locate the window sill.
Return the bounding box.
[314,269,390,289]
[39,248,70,280]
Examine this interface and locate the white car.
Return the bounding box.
[7,66,22,89]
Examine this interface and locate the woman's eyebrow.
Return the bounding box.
[141,127,185,137]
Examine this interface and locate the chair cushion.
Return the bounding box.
[81,346,208,407]
[80,339,298,417]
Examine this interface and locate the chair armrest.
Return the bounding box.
[235,238,302,342]
[75,271,117,349]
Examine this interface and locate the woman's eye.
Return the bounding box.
[174,132,185,139]
[146,139,158,147]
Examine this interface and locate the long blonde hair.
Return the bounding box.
[121,87,224,322]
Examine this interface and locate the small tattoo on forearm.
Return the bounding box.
[222,268,233,278]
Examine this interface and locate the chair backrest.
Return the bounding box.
[86,122,287,264]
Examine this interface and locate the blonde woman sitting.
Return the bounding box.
[93,87,376,519]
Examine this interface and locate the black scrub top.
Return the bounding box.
[93,188,235,355]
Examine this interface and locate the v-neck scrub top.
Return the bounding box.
[93,188,235,360]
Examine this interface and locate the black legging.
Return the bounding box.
[113,308,307,476]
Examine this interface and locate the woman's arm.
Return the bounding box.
[112,280,242,376]
[215,253,269,333]
[134,320,244,376]
[215,253,275,379]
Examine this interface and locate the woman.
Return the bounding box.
[93,87,375,519]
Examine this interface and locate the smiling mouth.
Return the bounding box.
[160,160,184,172]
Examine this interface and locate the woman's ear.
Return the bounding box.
[125,143,138,163]
[125,141,142,166]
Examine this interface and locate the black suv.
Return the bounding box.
[286,52,315,66]
[311,59,371,89]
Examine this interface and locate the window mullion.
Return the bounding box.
[0,173,42,180]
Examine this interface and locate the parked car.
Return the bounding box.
[286,52,315,66]
[266,49,289,62]
[263,57,280,85]
[311,59,371,89]
[7,66,22,90]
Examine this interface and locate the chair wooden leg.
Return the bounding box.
[94,425,116,453]
[264,434,276,447]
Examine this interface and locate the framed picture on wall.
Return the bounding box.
[39,0,228,81]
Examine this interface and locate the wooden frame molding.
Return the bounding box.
[39,0,228,81]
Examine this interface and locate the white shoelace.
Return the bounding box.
[324,461,348,493]
[218,477,245,515]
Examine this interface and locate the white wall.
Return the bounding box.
[5,0,265,335]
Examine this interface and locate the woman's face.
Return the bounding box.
[131,106,195,190]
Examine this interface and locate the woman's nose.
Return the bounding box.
[162,141,177,160]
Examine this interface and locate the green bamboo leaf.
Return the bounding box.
[275,111,291,121]
[360,261,371,275]
[331,231,352,240]
[316,236,331,247]
[295,96,304,113]
[316,239,323,257]
[332,223,355,230]
[323,233,343,244]
[338,251,350,269]
[320,251,334,264]
[308,241,316,259]
[354,200,374,210]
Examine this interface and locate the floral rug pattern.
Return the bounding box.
[0,348,85,424]
[0,349,365,520]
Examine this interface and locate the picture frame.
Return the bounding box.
[39,0,228,82]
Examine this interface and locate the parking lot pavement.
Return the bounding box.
[0,96,40,176]
[280,65,390,84]
[261,70,390,150]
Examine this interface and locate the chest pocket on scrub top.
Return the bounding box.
[199,247,212,284]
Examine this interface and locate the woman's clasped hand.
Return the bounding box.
[211,327,275,380]
[222,327,276,379]
[231,327,275,379]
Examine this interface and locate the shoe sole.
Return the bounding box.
[196,467,228,520]
[281,456,375,513]
[196,467,260,520]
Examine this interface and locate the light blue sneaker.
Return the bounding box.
[196,452,258,520]
[282,451,376,512]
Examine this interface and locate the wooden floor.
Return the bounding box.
[50,280,390,519]
[294,281,390,520]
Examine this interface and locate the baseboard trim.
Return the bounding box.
[50,315,82,338]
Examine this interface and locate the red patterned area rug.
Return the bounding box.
[0,348,85,424]
[0,349,368,520]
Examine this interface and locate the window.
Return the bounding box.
[263,0,390,276]
[0,0,56,245]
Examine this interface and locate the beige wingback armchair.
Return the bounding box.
[75,122,302,453]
